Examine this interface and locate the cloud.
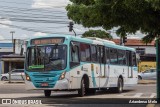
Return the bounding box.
[33,32,47,37]
[0,35,4,40]
[0,18,12,28]
[32,0,70,8]
[17,34,29,39]
[127,36,141,39]
[0,35,11,43]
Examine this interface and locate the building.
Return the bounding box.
[113,39,156,55]
[113,39,156,72]
[1,39,27,74]
[0,41,13,74]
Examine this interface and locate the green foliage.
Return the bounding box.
[66,0,160,43]
[82,30,112,39]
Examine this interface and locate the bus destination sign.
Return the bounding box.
[31,38,64,45]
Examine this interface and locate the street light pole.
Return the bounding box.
[9,31,15,83]
[10,31,15,54]
[10,31,15,44]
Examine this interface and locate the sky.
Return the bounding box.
[0,0,145,41]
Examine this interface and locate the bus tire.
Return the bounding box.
[115,78,123,93]
[138,76,142,80]
[1,76,8,81]
[78,79,86,97]
[44,90,51,97]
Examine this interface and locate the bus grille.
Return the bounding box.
[31,73,59,88]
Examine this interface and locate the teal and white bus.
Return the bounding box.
[25,35,138,97]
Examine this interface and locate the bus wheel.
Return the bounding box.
[78,79,85,97]
[138,76,142,80]
[44,90,51,97]
[116,78,123,93]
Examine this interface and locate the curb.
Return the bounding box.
[6,81,25,84]
[138,80,156,84]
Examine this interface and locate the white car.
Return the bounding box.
[1,69,25,81]
[138,68,156,80]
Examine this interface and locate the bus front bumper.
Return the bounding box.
[25,78,70,90]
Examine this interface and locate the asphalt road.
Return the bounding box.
[0,82,157,107]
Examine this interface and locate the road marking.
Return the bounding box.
[149,93,156,98]
[133,93,143,98]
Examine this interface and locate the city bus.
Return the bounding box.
[25,35,138,97]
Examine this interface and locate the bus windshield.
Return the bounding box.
[26,45,67,71]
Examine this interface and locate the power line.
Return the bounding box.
[0,22,72,35]
[0,13,68,20]
[0,0,68,8]
[0,17,69,24]
[0,10,67,18]
[0,7,66,15]
[0,5,67,13]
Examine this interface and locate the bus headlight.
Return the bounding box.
[59,72,66,80]
[25,73,31,81]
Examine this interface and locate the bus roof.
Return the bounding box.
[29,34,135,52]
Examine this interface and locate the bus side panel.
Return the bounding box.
[124,66,138,87]
[90,63,100,88]
[107,65,120,87]
[69,63,100,89]
[69,66,82,89]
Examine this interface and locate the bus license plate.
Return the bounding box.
[41,83,48,87]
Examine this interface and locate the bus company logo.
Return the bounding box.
[2,99,11,104]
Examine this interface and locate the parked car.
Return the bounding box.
[138,68,156,80]
[1,69,25,81]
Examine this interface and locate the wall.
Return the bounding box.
[130,46,156,54]
[15,39,27,55]
[0,43,13,53]
[138,61,156,72]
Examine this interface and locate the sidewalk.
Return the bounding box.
[138,80,156,84]
[148,104,160,107]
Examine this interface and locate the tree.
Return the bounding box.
[66,0,160,41]
[82,30,112,39]
[66,0,160,98]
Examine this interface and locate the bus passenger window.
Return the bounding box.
[106,48,110,64]
[110,48,118,65]
[132,52,137,66]
[80,43,91,62]
[71,46,79,62]
[118,50,126,65]
[91,45,97,62]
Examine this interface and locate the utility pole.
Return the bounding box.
[10,31,15,53]
[9,31,15,83]
[10,31,15,44]
[156,38,160,102]
[120,36,127,46]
